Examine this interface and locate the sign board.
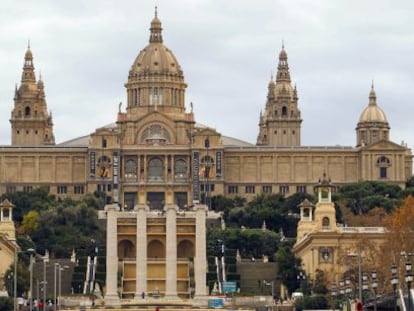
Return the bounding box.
[208,297,224,308]
[222,281,237,293]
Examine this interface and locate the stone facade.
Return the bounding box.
[0,13,411,205]
[0,199,18,294]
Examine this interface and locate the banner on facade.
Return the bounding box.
[216,151,222,177]
[89,151,96,177]
[192,151,200,203]
[113,151,119,189]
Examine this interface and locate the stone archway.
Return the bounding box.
[118,239,135,259]
[147,239,165,259]
[177,240,194,259]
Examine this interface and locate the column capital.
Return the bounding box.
[105,203,120,211]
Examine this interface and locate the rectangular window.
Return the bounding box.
[57,185,67,194]
[245,185,255,194]
[296,185,307,193]
[380,167,387,179]
[74,185,85,194]
[228,185,238,194]
[6,185,16,194]
[23,186,33,193]
[200,184,215,192]
[262,185,272,193]
[279,185,289,196]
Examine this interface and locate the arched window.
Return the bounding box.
[282,106,287,116]
[148,157,163,181]
[118,240,135,259]
[322,217,330,228]
[24,106,31,116]
[125,159,137,180]
[148,239,165,258]
[174,159,187,179]
[177,240,194,258]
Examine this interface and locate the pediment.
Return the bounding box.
[361,139,406,151]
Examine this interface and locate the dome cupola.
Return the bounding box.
[356,83,390,147]
[125,8,187,114]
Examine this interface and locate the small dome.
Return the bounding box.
[358,86,388,123]
[279,47,287,59]
[358,105,388,123]
[25,48,33,60]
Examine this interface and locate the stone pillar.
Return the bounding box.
[194,204,208,302]
[135,194,148,299]
[104,203,120,305]
[165,202,177,299]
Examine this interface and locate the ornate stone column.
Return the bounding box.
[165,189,178,298]
[135,191,148,299]
[104,203,120,305]
[194,204,208,301]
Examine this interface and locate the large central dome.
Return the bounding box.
[128,11,184,80]
[124,9,187,115]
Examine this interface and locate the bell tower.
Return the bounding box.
[257,45,302,147]
[10,46,55,146]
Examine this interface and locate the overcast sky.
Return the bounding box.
[1,0,413,149]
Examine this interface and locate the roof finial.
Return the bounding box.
[155,5,158,18]
[27,38,30,49]
[371,79,374,90]
[282,39,284,49]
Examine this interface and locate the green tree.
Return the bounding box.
[276,243,301,295]
[21,210,39,234]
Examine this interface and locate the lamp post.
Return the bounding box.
[362,273,368,305]
[43,260,47,311]
[29,252,34,311]
[331,283,337,311]
[297,271,306,295]
[54,263,60,311]
[406,261,413,311]
[339,279,345,310]
[345,277,352,311]
[58,265,69,310]
[391,263,398,311]
[371,271,378,311]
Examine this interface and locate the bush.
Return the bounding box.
[0,297,13,311]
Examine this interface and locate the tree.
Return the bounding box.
[276,243,301,295]
[21,210,39,234]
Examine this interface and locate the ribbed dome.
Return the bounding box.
[130,44,183,77]
[358,105,388,123]
[358,86,388,123]
[129,11,183,79]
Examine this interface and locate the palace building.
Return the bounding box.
[0,14,411,207]
[0,10,412,303]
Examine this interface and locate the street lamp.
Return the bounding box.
[54,263,60,311]
[297,271,306,295]
[58,265,69,310]
[391,263,398,311]
[405,261,413,311]
[13,248,35,311]
[371,271,378,311]
[345,277,352,311]
[331,283,337,311]
[339,279,345,303]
